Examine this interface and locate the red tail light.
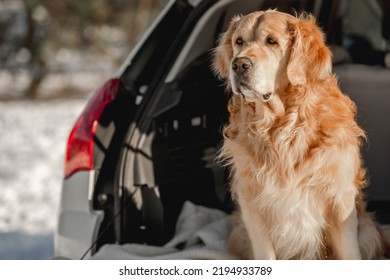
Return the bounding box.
[64,78,120,178]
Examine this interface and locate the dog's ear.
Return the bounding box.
[212,15,241,79]
[286,14,332,85]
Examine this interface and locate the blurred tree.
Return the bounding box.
[0,0,169,98]
[20,0,47,98]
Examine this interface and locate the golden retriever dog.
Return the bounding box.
[213,10,385,259]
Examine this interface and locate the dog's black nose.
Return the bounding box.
[232,57,253,74]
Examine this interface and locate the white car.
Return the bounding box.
[55,0,390,259]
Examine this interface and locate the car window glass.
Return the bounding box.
[343,0,386,51]
[340,0,389,66]
[121,2,192,97]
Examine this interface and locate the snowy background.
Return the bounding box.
[0,97,88,259]
[0,0,168,259]
[0,0,119,259]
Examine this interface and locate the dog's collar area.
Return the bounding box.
[263,93,272,100]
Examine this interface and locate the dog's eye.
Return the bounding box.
[235,37,244,46]
[266,37,277,46]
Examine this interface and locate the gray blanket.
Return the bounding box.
[89,201,235,260]
[89,201,390,260]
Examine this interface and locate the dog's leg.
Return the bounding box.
[356,202,383,259]
[240,202,276,259]
[328,207,362,259]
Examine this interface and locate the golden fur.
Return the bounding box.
[213,10,384,259]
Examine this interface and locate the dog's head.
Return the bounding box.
[213,10,332,103]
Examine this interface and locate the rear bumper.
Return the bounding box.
[54,170,103,259]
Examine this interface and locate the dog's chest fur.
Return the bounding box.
[221,94,360,259]
[227,120,327,259]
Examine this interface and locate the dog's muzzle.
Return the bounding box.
[232,57,253,75]
[231,57,273,102]
[231,56,252,95]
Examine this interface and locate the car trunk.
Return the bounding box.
[90,0,390,254]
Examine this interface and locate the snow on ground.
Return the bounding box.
[0,98,88,259]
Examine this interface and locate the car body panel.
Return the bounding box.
[55,170,103,259]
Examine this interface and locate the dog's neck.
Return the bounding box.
[241,88,287,123]
[236,84,317,138]
[264,92,285,117]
